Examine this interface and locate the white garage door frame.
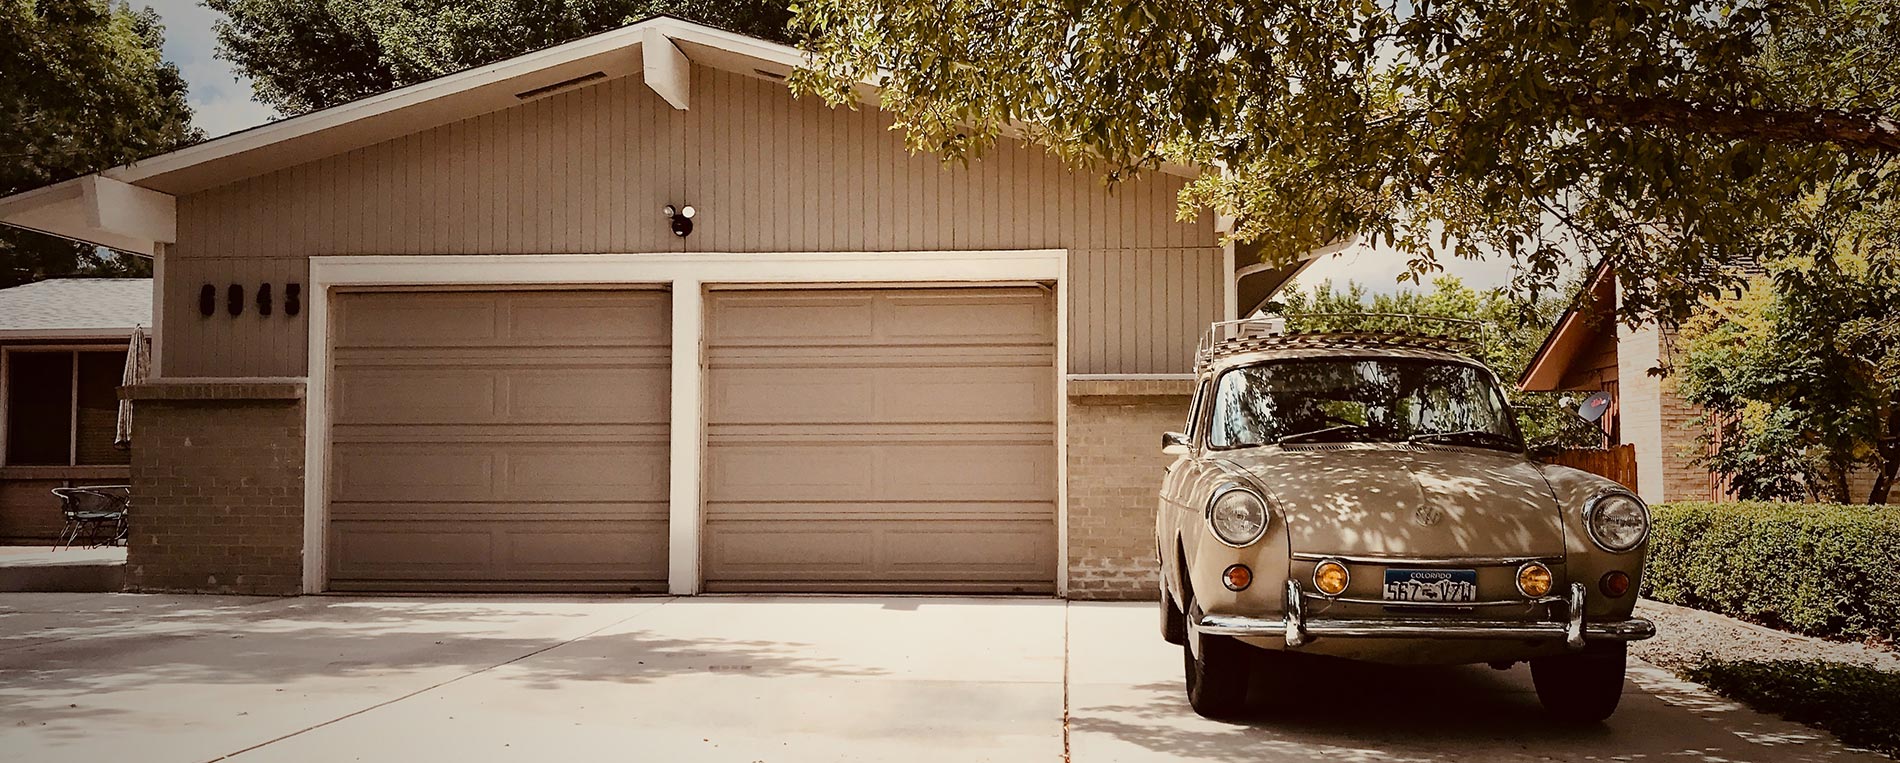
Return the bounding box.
[304,250,1068,596]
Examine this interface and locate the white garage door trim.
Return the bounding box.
[304,250,1068,595]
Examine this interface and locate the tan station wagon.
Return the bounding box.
[1156,318,1655,721]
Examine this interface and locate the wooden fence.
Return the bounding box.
[1539,445,1638,491]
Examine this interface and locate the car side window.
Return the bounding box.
[1185,380,1210,440]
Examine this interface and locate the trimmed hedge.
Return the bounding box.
[1643,502,1900,643]
[1685,659,1900,756]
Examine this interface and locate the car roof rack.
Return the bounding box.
[1195,314,1483,371]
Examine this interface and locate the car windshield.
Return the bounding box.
[1206,357,1522,450]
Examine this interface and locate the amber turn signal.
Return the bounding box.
[1313,560,1350,596]
[1600,570,1631,598]
[1516,562,1554,598]
[1222,564,1252,591]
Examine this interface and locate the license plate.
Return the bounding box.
[1382,569,1479,603]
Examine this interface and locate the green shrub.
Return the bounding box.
[1643,502,1900,643]
[1685,659,1900,756]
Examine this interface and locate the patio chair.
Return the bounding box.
[51,486,129,550]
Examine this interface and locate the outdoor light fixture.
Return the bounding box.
[664,204,696,237]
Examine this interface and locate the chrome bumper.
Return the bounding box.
[1193,581,1655,651]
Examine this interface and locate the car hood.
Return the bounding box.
[1223,445,1565,559]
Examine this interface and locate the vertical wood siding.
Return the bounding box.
[165,68,1219,377]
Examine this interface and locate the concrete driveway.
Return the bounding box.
[0,594,1883,762]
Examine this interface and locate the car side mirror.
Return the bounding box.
[1162,431,1190,455]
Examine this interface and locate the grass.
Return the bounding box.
[1684,658,1900,757]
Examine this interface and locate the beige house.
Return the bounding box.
[0,278,147,543]
[0,19,1306,597]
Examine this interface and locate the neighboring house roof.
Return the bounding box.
[1517,260,1615,391]
[0,278,151,339]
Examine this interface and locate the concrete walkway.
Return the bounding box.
[0,594,1885,762]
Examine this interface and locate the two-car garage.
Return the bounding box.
[322,284,1057,594]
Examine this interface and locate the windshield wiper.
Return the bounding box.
[1277,425,1378,445]
[1406,429,1522,450]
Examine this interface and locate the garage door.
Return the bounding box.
[704,287,1058,593]
[326,289,670,592]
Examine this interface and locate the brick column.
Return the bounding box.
[123,380,305,594]
[1066,378,1192,601]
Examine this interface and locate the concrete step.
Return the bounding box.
[0,547,127,592]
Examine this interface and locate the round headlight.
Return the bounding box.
[1207,485,1270,546]
[1516,562,1553,598]
[1585,492,1649,552]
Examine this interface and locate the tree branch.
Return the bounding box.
[1574,94,1900,154]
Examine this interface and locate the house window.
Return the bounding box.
[4,349,130,467]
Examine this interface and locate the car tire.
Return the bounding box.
[1531,643,1627,722]
[1161,586,1188,646]
[1182,614,1252,719]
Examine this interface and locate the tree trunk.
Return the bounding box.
[1869,407,1900,505]
[1870,457,1897,505]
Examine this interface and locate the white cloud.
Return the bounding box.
[137,0,279,137]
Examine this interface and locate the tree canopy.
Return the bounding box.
[0,0,200,287]
[790,0,1900,327]
[1676,241,1900,504]
[208,0,795,115]
[1273,276,1601,451]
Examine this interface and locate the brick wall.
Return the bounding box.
[1066,379,1192,600]
[125,381,305,594]
[1657,378,1714,502]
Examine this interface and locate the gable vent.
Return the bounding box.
[515,71,608,101]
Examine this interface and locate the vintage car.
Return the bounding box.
[1155,318,1655,721]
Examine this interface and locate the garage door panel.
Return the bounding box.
[505,447,668,501]
[333,371,500,425]
[704,286,1056,592]
[332,445,496,501]
[707,442,1054,503]
[505,366,669,423]
[701,501,1053,521]
[328,501,668,521]
[709,365,1052,424]
[328,289,668,591]
[708,295,878,342]
[883,293,1049,342]
[507,294,671,343]
[333,365,665,426]
[334,442,664,503]
[328,519,668,589]
[705,518,1055,590]
[337,296,498,346]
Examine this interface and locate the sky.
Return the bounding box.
[132,1,1518,294]
[1292,242,1524,294]
[139,0,278,138]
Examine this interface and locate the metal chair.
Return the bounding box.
[51,486,129,550]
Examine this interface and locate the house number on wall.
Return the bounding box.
[200,283,302,318]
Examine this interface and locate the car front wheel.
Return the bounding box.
[1182,613,1252,718]
[1530,643,1627,722]
[1161,586,1188,645]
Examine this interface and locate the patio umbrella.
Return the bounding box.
[115,325,150,449]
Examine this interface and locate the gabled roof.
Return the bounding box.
[0,16,1214,259]
[0,17,815,256]
[0,278,151,339]
[1516,260,1615,391]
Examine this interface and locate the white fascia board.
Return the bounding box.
[0,328,136,341]
[104,21,663,187]
[643,26,692,110]
[0,176,166,256]
[82,176,176,244]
